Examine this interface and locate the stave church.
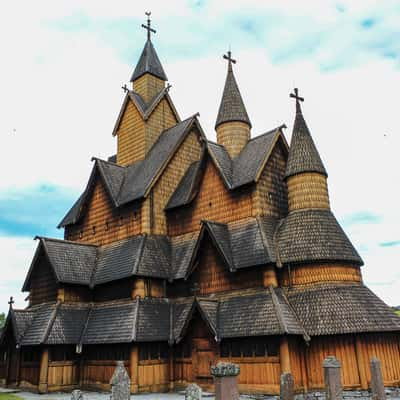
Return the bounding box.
[1,14,400,395]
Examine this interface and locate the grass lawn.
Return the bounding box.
[0,394,24,400]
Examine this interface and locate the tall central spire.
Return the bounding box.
[215,50,251,158]
[130,12,167,102]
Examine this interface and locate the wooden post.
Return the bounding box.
[169,346,174,391]
[280,336,292,374]
[370,358,386,400]
[130,344,139,394]
[132,279,145,299]
[323,356,342,400]
[263,267,278,287]
[5,347,11,386]
[15,348,21,386]
[300,345,309,392]
[38,347,49,394]
[355,336,368,390]
[280,372,294,400]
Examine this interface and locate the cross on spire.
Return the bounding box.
[121,84,129,93]
[290,88,304,103]
[141,11,156,41]
[8,296,14,308]
[223,50,236,66]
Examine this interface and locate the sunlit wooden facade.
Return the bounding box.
[1,18,400,395]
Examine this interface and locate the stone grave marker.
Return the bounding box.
[110,361,131,400]
[185,383,202,400]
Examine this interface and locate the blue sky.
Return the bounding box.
[0,0,399,313]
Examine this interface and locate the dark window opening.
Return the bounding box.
[22,347,41,363]
[50,345,76,362]
[175,340,191,359]
[83,344,130,361]
[220,336,280,358]
[139,342,169,361]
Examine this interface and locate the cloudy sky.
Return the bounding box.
[0,0,399,313]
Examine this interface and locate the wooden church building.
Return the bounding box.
[1,15,400,395]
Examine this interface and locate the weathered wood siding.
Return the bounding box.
[58,285,92,303]
[65,177,141,245]
[252,138,288,218]
[82,361,130,391]
[138,361,169,393]
[47,361,79,391]
[133,74,164,104]
[145,98,178,154]
[29,255,58,306]
[168,161,253,236]
[151,130,202,235]
[281,264,362,287]
[117,100,146,166]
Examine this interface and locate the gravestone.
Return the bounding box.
[281,372,294,400]
[71,390,83,400]
[110,361,131,400]
[370,358,386,400]
[185,383,202,400]
[211,362,240,400]
[323,356,343,400]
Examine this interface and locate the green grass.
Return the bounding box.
[0,394,24,400]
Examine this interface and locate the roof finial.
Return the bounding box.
[290,88,304,114]
[8,296,14,309]
[223,49,236,70]
[142,11,156,41]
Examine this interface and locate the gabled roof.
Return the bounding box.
[180,217,278,280]
[166,126,287,211]
[285,100,327,179]
[215,62,251,129]
[130,39,167,82]
[59,115,204,228]
[112,87,180,137]
[275,209,363,267]
[286,283,400,336]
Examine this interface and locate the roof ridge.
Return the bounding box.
[247,124,286,143]
[269,286,288,334]
[132,299,140,342]
[36,236,99,247]
[78,302,94,347]
[133,234,147,275]
[256,216,274,261]
[41,302,60,344]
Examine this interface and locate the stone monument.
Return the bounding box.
[110,361,131,400]
[211,362,240,400]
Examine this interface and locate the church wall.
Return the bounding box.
[151,130,202,235]
[252,139,288,218]
[65,177,142,246]
[145,98,178,154]
[167,161,253,236]
[281,264,362,287]
[133,74,164,103]
[29,255,58,306]
[117,100,145,166]
[57,285,92,303]
[94,279,133,302]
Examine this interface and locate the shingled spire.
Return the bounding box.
[285,89,330,212]
[285,89,327,179]
[130,12,167,102]
[215,50,251,158]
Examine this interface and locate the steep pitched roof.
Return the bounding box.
[286,283,400,336]
[285,100,327,179]
[130,39,167,82]
[215,62,251,129]
[59,115,203,228]
[112,88,180,137]
[275,209,363,267]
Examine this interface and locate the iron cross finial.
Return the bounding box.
[121,84,129,93]
[290,88,304,103]
[142,11,156,41]
[8,296,14,308]
[223,50,236,65]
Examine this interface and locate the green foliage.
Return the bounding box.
[0,313,5,328]
[395,310,400,316]
[0,394,24,400]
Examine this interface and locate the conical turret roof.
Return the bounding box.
[215,62,251,129]
[130,39,167,82]
[285,98,327,179]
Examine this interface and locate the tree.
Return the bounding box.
[0,313,5,328]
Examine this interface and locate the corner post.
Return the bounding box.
[130,344,139,394]
[355,336,368,390]
[38,347,49,394]
[280,336,292,374]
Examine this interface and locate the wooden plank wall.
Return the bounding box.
[152,130,202,235]
[168,161,253,236]
[65,177,141,246]
[138,360,169,392]
[252,138,288,219]
[19,362,40,387]
[47,361,79,391]
[81,361,130,391]
[29,254,58,306]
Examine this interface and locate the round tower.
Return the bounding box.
[215,51,251,158]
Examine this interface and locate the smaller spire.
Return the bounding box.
[130,12,167,82]
[215,50,251,129]
[285,88,327,179]
[8,296,14,309]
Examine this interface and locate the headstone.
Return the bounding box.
[370,358,386,400]
[323,356,343,400]
[281,372,295,400]
[211,362,240,400]
[110,361,131,400]
[185,383,202,400]
[71,390,83,400]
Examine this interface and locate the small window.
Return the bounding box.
[231,340,241,357]
[105,221,109,231]
[119,216,123,226]
[79,230,83,239]
[242,339,253,357]
[92,226,96,235]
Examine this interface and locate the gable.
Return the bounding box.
[167,158,253,236]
